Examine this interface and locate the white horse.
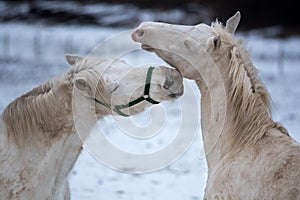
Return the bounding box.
[132,12,300,199]
[0,55,183,200]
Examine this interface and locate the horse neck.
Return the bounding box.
[0,70,116,194]
[196,79,228,168]
[196,46,277,169]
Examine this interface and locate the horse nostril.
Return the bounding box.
[135,28,145,37]
[163,78,174,90]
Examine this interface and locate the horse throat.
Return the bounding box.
[196,46,278,168]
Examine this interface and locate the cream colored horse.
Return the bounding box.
[132,12,300,199]
[0,55,183,200]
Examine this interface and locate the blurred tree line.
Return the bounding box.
[100,0,298,31]
[1,0,299,35]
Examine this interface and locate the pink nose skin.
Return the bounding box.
[131,28,144,42]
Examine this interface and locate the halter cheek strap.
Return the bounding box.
[91,66,160,117]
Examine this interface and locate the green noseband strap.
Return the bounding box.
[91,66,160,117]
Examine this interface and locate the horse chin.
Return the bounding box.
[128,107,143,116]
[168,92,183,99]
[141,44,155,52]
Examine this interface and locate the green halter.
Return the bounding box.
[91,66,160,117]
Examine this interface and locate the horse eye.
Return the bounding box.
[213,35,221,49]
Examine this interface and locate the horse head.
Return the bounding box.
[66,55,183,116]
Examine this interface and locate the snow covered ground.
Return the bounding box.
[0,22,299,200]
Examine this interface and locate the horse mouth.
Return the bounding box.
[141,44,155,52]
[168,92,183,98]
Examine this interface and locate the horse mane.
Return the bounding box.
[1,59,109,148]
[212,22,288,151]
[2,81,51,146]
[2,73,74,148]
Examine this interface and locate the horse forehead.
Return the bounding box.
[92,59,131,74]
[195,23,214,33]
[143,21,215,40]
[96,60,141,82]
[161,23,215,43]
[149,22,192,34]
[188,23,215,39]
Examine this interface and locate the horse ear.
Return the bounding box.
[74,78,92,95]
[65,54,84,67]
[225,11,241,35]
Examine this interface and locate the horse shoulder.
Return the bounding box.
[261,130,300,197]
[205,129,300,199]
